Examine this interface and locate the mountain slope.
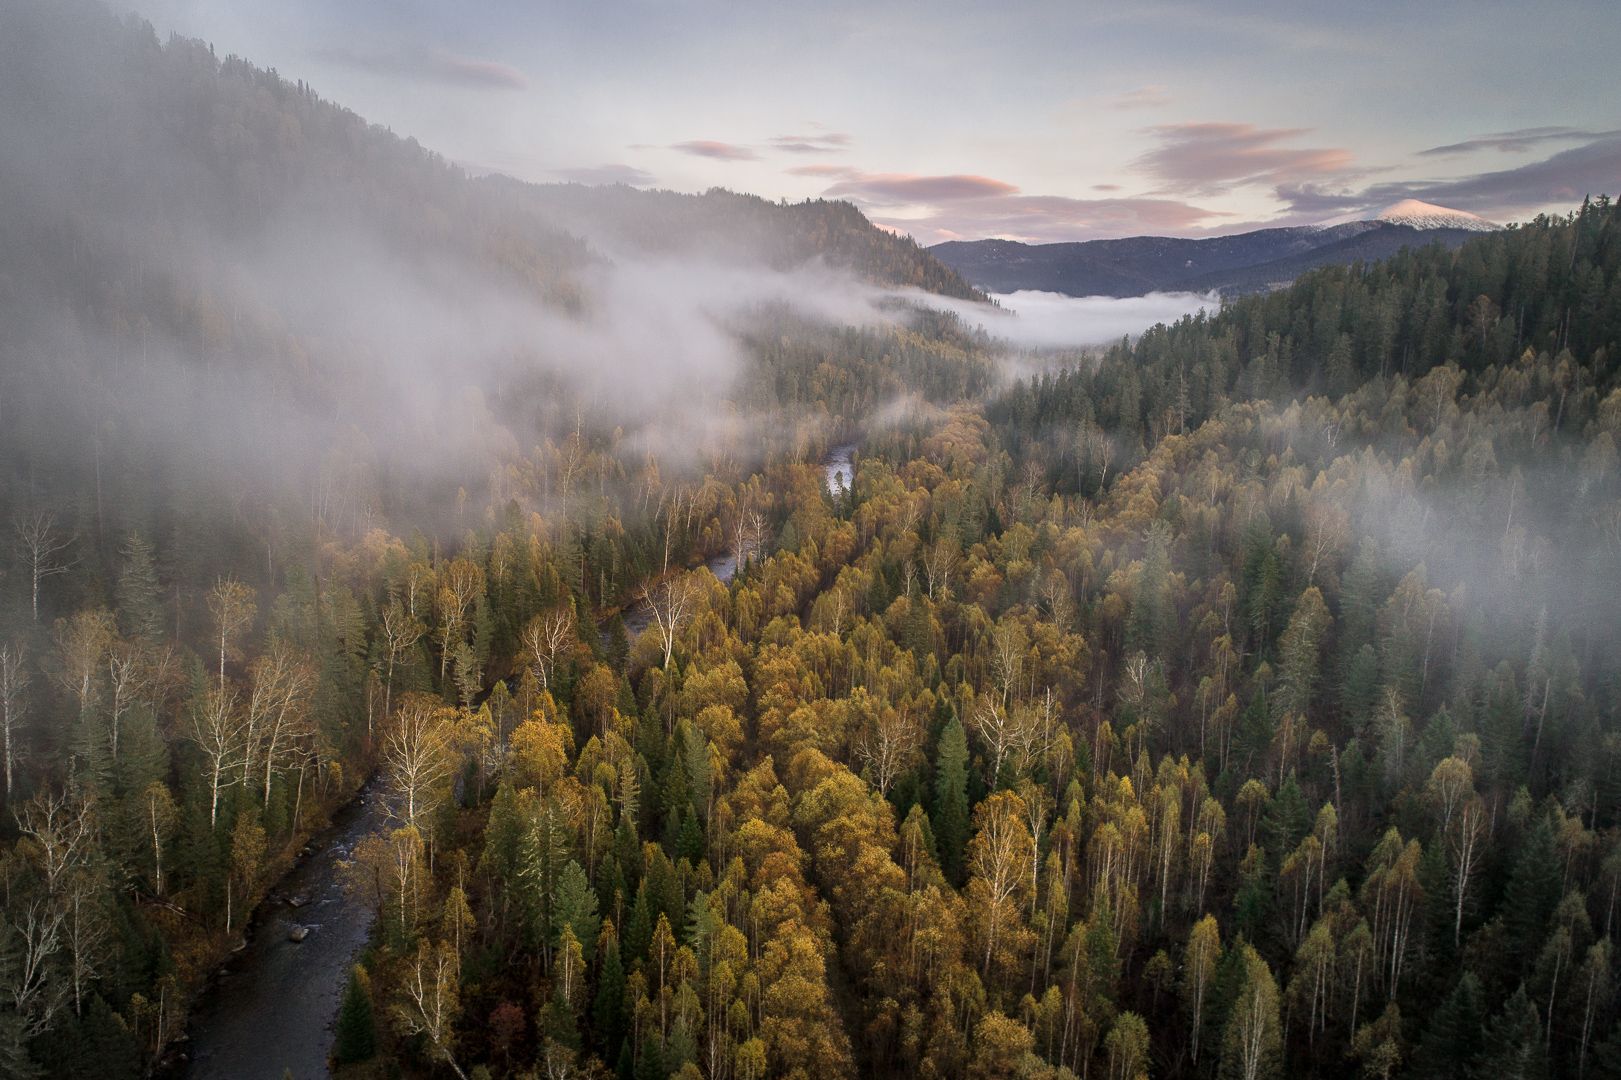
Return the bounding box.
[0,0,984,533]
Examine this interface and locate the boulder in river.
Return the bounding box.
[288,925,310,943]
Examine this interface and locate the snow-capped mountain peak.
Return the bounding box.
[1372,199,1500,232]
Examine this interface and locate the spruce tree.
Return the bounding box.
[1473,987,1548,1080]
[554,860,600,959]
[1502,815,1561,957]
[594,923,627,1056]
[116,532,163,641]
[1410,972,1484,1080]
[933,718,970,885]
[333,965,376,1065]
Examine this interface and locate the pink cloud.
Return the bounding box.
[822,172,1020,202]
[805,164,1219,243]
[1107,84,1171,110]
[873,193,1227,245]
[318,46,529,91]
[670,140,759,162]
[1136,122,1355,194]
[787,164,860,178]
[429,52,529,90]
[771,132,853,154]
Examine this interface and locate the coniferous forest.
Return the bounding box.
[4,3,1621,1079]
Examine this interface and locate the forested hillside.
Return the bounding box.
[3,2,1621,1080]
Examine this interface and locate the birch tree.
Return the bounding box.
[14,512,74,622]
[141,781,177,896]
[13,788,96,895]
[245,644,315,807]
[520,608,573,692]
[189,683,245,830]
[966,790,1035,985]
[0,644,28,805]
[1446,796,1487,945]
[1183,914,1221,1064]
[377,599,424,728]
[382,695,455,831]
[851,696,921,797]
[0,893,68,1055]
[206,578,256,689]
[642,572,698,670]
[435,559,482,684]
[1221,944,1282,1080]
[395,939,467,1080]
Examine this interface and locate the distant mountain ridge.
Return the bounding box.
[930,202,1500,298]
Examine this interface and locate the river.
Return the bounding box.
[181,444,856,1077]
[182,782,391,1079]
[612,443,853,639]
[824,442,855,497]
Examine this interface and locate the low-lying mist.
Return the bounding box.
[918,288,1219,350]
[0,0,1229,555]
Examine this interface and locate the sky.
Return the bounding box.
[132,0,1621,245]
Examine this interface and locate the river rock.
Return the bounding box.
[288,925,310,943]
[287,893,310,908]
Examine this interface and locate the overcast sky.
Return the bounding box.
[131,0,1621,244]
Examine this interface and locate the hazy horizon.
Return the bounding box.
[127,0,1620,245]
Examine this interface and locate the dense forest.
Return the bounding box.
[4,3,1621,1080]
